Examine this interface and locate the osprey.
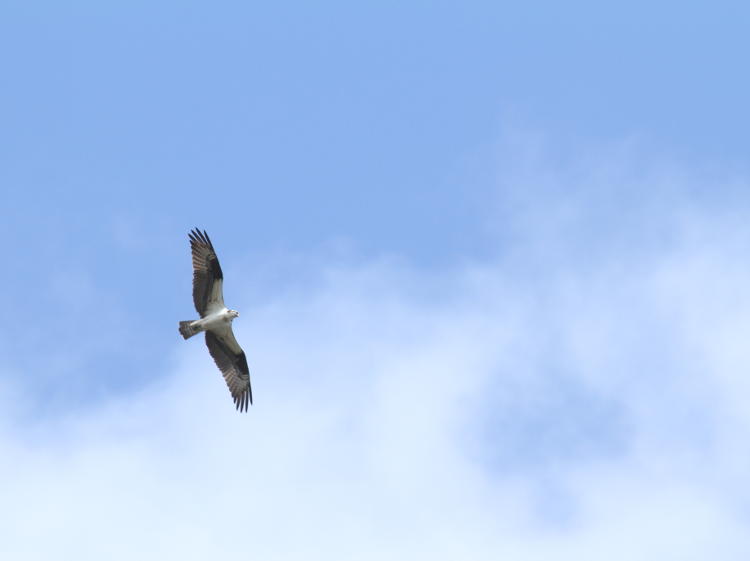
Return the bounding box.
[179,228,252,411]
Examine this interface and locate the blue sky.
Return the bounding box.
[3,2,750,559]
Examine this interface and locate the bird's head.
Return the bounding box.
[228,309,240,319]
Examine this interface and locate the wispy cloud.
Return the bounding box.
[3,136,750,559]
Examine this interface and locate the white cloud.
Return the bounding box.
[3,136,750,559]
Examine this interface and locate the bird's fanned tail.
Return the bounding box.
[179,321,199,340]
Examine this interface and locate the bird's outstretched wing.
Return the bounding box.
[205,328,252,411]
[189,228,225,316]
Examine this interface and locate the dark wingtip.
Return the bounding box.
[233,390,251,412]
[188,228,216,251]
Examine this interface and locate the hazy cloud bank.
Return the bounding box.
[3,139,750,559]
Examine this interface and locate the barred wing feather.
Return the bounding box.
[205,329,253,412]
[189,228,225,316]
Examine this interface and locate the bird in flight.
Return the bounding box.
[179,228,252,411]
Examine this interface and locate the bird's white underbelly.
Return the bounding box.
[194,308,231,331]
